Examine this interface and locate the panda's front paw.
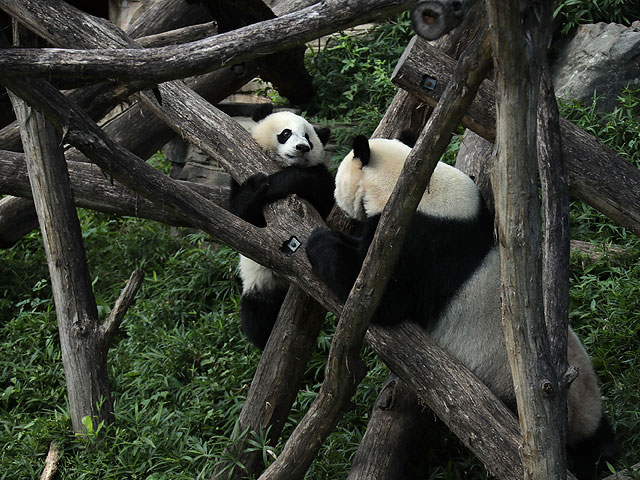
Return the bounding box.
[243,173,270,197]
[231,173,271,226]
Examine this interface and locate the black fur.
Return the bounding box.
[307,203,494,327]
[353,135,371,166]
[231,164,335,228]
[252,103,274,122]
[397,129,417,148]
[568,416,618,480]
[240,288,287,350]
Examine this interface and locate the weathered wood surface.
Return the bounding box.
[0,150,229,224]
[366,322,523,480]
[9,90,113,433]
[0,196,38,248]
[212,287,326,479]
[136,21,218,47]
[0,0,413,82]
[346,374,426,480]
[393,35,640,237]
[351,6,487,477]
[125,0,213,39]
[487,0,567,477]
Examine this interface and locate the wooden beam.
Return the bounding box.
[392,35,640,237]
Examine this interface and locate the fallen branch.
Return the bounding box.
[39,442,62,480]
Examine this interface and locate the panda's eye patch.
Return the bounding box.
[305,133,314,150]
[277,129,292,144]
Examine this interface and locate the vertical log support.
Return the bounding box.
[485,0,567,478]
[9,92,113,434]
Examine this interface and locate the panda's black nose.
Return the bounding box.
[296,143,311,153]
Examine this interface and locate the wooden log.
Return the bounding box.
[9,89,113,434]
[486,0,566,477]
[352,6,488,477]
[212,287,326,479]
[0,150,230,225]
[392,35,640,237]
[125,0,214,39]
[0,0,414,82]
[0,196,38,248]
[366,322,524,480]
[346,374,426,480]
[136,22,218,47]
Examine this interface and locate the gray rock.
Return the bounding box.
[551,21,640,112]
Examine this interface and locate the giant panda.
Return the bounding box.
[230,105,332,349]
[305,133,618,480]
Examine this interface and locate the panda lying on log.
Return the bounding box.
[306,132,618,480]
[230,105,332,349]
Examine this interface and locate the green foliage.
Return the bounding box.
[554,0,640,34]
[304,13,413,157]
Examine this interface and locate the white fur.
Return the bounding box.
[238,256,288,294]
[252,111,326,167]
[335,138,482,221]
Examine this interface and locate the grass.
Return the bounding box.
[1,9,640,480]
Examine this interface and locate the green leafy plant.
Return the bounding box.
[554,0,640,34]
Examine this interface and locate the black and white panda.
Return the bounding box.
[306,133,617,480]
[230,105,332,349]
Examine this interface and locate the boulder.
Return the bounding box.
[551,21,640,112]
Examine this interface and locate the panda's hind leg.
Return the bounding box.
[240,287,287,350]
[567,416,618,480]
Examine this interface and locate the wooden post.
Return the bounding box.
[485,0,566,477]
[9,91,114,434]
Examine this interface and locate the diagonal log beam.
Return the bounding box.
[0,0,413,83]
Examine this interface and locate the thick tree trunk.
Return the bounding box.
[346,374,426,480]
[486,0,566,477]
[0,151,230,225]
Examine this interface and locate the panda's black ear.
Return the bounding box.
[252,104,274,122]
[353,135,370,166]
[397,129,417,148]
[315,127,331,146]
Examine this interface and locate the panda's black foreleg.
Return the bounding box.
[264,165,335,218]
[239,287,288,350]
[230,173,270,227]
[306,228,364,302]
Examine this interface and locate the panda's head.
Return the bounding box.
[251,106,330,168]
[335,133,483,221]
